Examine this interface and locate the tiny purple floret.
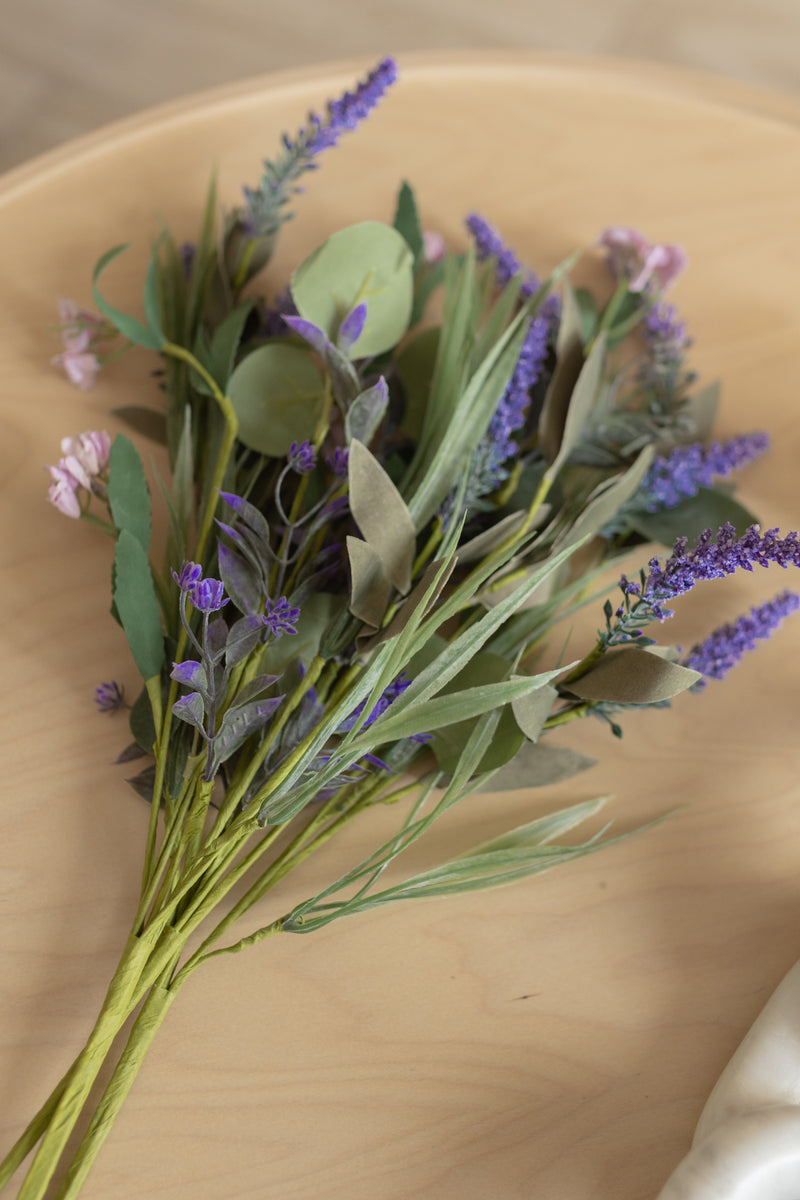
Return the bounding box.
[261,596,300,639]
[94,680,126,713]
[171,561,204,592]
[288,440,317,476]
[191,577,229,613]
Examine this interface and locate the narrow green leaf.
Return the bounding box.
[545,331,608,481]
[349,672,567,750]
[209,300,256,387]
[142,238,166,346]
[92,244,163,350]
[113,530,164,682]
[538,278,585,462]
[557,444,655,549]
[107,434,152,552]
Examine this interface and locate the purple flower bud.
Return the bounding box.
[190,577,229,613]
[464,213,541,297]
[326,446,349,478]
[171,561,203,592]
[337,302,367,354]
[94,680,126,713]
[261,596,300,639]
[287,440,317,476]
[170,660,207,689]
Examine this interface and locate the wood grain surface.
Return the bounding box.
[2,53,800,1200]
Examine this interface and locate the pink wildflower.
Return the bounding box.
[52,298,105,389]
[597,227,688,294]
[422,230,446,264]
[47,465,82,518]
[46,429,111,518]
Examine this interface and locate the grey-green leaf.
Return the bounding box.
[478,742,599,791]
[545,331,608,481]
[347,536,392,628]
[511,683,558,741]
[629,486,758,547]
[113,529,164,682]
[348,439,416,594]
[227,342,325,458]
[565,646,701,704]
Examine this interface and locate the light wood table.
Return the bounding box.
[2,52,800,1200]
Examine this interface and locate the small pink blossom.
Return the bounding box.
[52,298,105,389]
[61,431,111,478]
[45,430,111,518]
[47,465,82,518]
[53,349,101,390]
[422,230,446,264]
[597,227,688,294]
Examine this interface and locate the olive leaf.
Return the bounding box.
[511,683,558,741]
[477,742,599,791]
[564,646,701,704]
[629,486,758,547]
[544,331,608,482]
[347,536,392,628]
[348,439,416,595]
[538,277,585,463]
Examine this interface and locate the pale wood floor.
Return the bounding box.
[3,0,800,173]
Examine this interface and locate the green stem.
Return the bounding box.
[52,970,179,1200]
[0,1073,72,1190]
[12,932,159,1200]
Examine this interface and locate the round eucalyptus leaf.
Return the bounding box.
[290,221,414,358]
[227,343,325,458]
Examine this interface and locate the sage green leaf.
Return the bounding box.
[227,342,325,458]
[348,439,416,594]
[208,299,256,388]
[170,406,194,558]
[685,381,720,442]
[538,278,585,462]
[92,244,163,350]
[113,530,164,682]
[565,646,701,704]
[429,652,527,775]
[359,557,455,650]
[545,331,608,481]
[511,683,558,741]
[344,377,389,447]
[290,221,414,358]
[347,536,392,628]
[457,511,527,564]
[392,180,424,262]
[396,326,440,439]
[629,486,758,547]
[111,406,167,445]
[108,434,151,552]
[558,444,656,549]
[478,742,599,791]
[573,287,599,343]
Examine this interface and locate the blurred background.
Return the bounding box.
[3,0,800,173]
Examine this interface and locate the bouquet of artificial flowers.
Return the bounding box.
[3,57,799,1200]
